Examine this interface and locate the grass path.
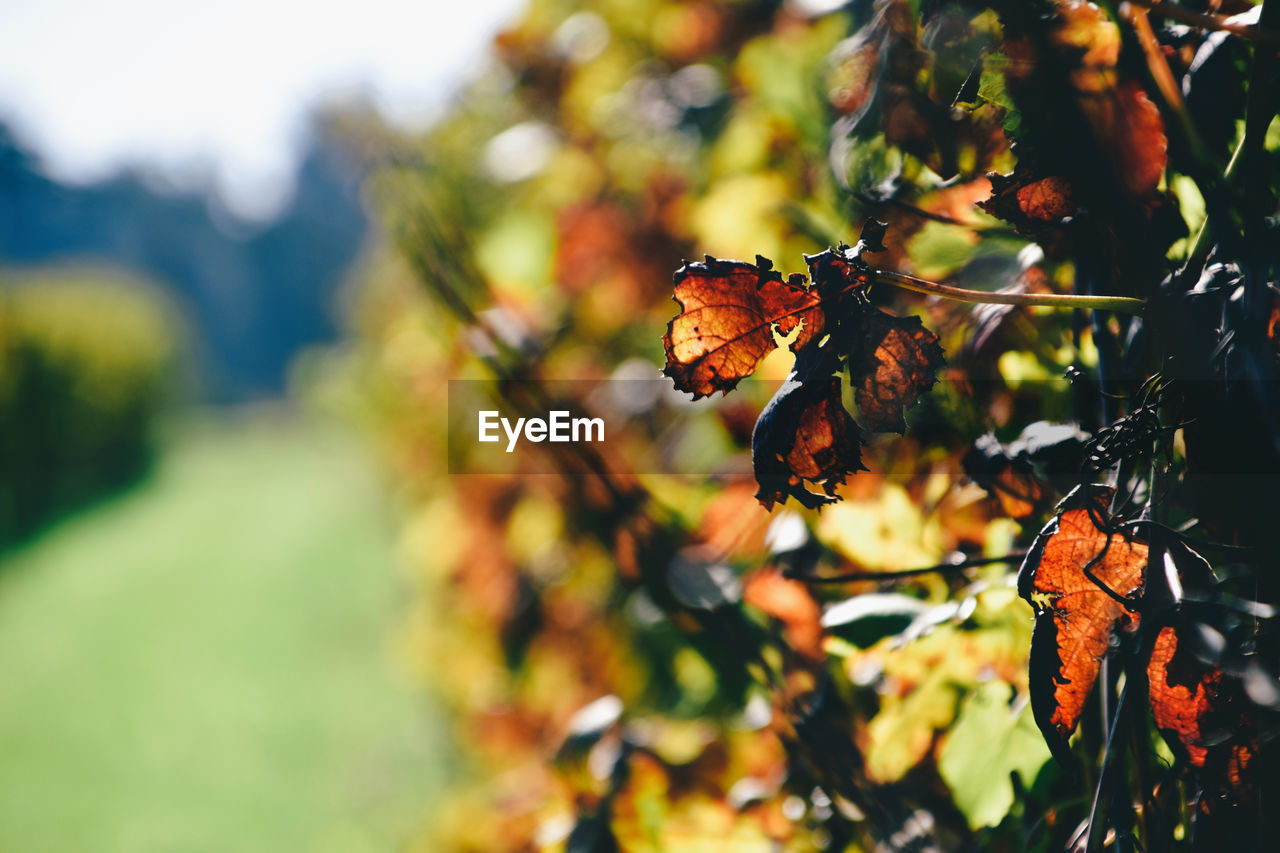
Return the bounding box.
[0,412,446,852]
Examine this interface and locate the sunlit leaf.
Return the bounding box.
[663,255,823,399]
[1017,486,1147,761]
[938,682,1052,830]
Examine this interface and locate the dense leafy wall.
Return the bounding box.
[356,1,1280,849]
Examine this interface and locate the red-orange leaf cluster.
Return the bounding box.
[1021,487,1262,812]
[663,222,944,508]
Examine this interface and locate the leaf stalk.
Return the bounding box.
[872,270,1147,316]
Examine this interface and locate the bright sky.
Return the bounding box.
[0,0,525,219]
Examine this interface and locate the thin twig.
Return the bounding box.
[1124,0,1280,49]
[854,193,973,228]
[1125,5,1190,118]
[786,552,1026,584]
[873,270,1147,315]
[1082,679,1131,853]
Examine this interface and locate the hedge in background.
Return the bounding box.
[0,269,178,547]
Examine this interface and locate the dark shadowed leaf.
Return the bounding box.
[979,160,1077,251]
[752,343,864,510]
[668,549,743,610]
[567,815,619,853]
[964,421,1089,519]
[821,591,930,648]
[965,434,1048,520]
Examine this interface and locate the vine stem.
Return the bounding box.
[785,552,1026,584]
[871,270,1147,316]
[1124,0,1280,49]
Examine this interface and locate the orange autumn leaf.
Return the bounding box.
[1147,621,1262,824]
[846,308,945,435]
[1147,623,1256,783]
[1015,176,1077,222]
[1089,80,1169,198]
[743,568,824,662]
[1018,486,1147,761]
[1147,624,1221,768]
[663,255,823,399]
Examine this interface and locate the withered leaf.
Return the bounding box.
[1018,486,1147,762]
[845,308,945,434]
[1146,618,1261,826]
[753,343,865,510]
[663,255,823,399]
[1147,623,1227,770]
[664,221,944,509]
[1014,176,1077,222]
[980,158,1078,253]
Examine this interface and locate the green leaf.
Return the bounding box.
[938,682,1051,830]
[904,220,979,281]
[975,51,1021,140]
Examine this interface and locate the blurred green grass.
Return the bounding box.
[0,411,447,852]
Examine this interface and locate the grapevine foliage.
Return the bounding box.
[664,220,944,508]
[360,0,1280,849]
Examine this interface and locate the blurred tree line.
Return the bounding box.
[0,112,368,400]
[0,109,370,545]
